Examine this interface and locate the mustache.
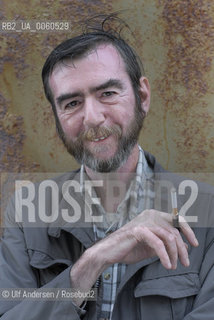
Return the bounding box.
[77,125,122,141]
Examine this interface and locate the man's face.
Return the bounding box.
[49,44,148,172]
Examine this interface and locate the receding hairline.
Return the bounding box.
[49,42,128,79]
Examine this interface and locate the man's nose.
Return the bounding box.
[83,98,105,128]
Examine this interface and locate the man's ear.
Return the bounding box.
[139,76,150,115]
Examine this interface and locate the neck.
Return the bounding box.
[85,144,139,212]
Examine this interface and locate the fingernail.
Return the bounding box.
[194,238,199,246]
[186,257,190,266]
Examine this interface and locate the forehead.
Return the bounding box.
[49,44,129,95]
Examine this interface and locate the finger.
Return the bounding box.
[173,228,190,267]
[160,211,199,247]
[141,227,172,269]
[178,215,199,247]
[154,227,178,269]
[158,214,195,267]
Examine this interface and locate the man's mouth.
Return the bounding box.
[81,125,122,143]
[90,135,109,142]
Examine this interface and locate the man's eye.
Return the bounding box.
[64,101,79,109]
[102,91,116,97]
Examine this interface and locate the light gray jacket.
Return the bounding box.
[1,152,214,319]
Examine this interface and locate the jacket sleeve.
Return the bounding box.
[183,227,214,320]
[0,199,85,320]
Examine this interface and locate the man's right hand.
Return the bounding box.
[70,209,198,306]
[91,209,198,269]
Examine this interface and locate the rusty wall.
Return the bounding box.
[1,0,214,183]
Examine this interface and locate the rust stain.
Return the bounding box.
[0,94,40,173]
[162,109,170,168]
[156,0,214,172]
[161,0,214,96]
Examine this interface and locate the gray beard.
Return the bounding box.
[58,106,145,172]
[75,134,137,172]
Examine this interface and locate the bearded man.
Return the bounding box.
[1,16,214,320]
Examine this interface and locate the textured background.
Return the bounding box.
[1,0,214,184]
